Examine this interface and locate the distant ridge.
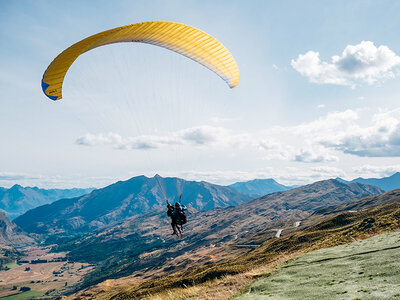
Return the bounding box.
[14,175,250,237]
[314,188,400,215]
[337,172,400,192]
[228,178,292,197]
[53,178,384,289]
[0,184,94,219]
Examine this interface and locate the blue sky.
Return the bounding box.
[1,0,400,187]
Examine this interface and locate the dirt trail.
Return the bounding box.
[275,229,283,238]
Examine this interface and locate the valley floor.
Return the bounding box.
[0,246,93,299]
[236,231,400,300]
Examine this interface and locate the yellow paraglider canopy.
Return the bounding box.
[42,21,240,100]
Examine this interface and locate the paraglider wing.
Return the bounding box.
[42,21,240,100]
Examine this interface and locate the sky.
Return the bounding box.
[1,0,400,188]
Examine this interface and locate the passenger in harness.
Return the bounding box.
[166,194,186,238]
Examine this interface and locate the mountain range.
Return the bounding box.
[228,172,400,198]
[0,185,93,219]
[228,178,293,197]
[2,174,394,298]
[14,175,250,237]
[314,188,400,216]
[337,172,400,192]
[3,173,397,222]
[46,179,383,289]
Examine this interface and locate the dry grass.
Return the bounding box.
[105,203,400,300]
[142,252,301,300]
[68,203,400,300]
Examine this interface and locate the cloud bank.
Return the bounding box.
[76,107,400,161]
[292,41,400,87]
[352,165,400,178]
[76,126,234,150]
[318,108,400,157]
[258,108,400,159]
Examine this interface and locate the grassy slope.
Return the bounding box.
[85,202,400,299]
[237,231,400,299]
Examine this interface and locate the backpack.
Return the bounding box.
[176,205,187,225]
[167,205,174,217]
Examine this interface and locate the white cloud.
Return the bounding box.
[352,165,400,178]
[76,126,236,150]
[76,108,400,160]
[258,139,293,161]
[0,172,38,181]
[258,108,400,159]
[292,41,400,87]
[319,108,400,157]
[292,109,359,134]
[259,139,339,163]
[79,128,338,164]
[76,132,180,150]
[317,104,325,109]
[180,126,224,145]
[293,148,338,163]
[0,172,117,189]
[76,133,123,147]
